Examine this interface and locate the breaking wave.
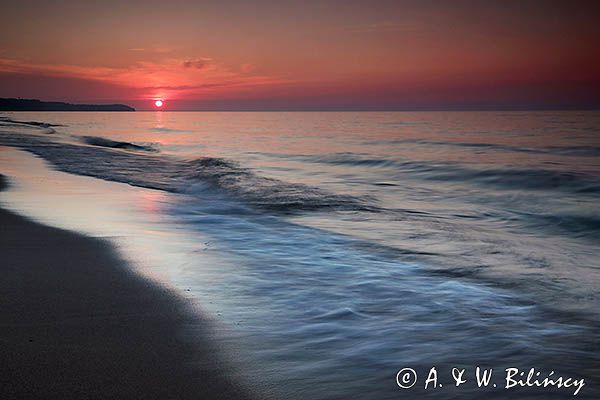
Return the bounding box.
[0,131,371,213]
[81,136,158,153]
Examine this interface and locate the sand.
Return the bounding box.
[0,175,259,399]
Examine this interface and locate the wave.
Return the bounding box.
[179,158,369,212]
[288,153,600,194]
[365,138,600,157]
[81,136,158,153]
[427,140,600,157]
[515,211,600,240]
[428,165,600,193]
[0,116,63,129]
[0,132,371,213]
[0,116,60,134]
[150,127,192,133]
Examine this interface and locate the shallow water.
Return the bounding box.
[1,111,599,399]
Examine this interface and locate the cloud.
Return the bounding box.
[128,47,173,53]
[0,57,289,100]
[142,83,231,91]
[240,63,254,73]
[182,58,213,69]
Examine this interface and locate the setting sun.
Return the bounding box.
[154,99,164,108]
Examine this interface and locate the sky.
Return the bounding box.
[1,0,599,110]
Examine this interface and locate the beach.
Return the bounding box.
[0,174,258,399]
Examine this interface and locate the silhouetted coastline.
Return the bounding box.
[0,98,135,111]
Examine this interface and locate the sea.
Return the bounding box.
[1,111,599,399]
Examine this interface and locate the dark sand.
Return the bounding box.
[0,175,258,399]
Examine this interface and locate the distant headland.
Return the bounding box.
[0,98,135,111]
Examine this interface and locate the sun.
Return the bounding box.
[154,99,164,108]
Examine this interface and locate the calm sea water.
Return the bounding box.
[1,111,599,399]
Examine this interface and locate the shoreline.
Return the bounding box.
[0,174,258,399]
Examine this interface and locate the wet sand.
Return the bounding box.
[0,174,258,399]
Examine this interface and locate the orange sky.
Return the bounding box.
[1,0,599,110]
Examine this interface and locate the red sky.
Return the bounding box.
[1,0,599,110]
